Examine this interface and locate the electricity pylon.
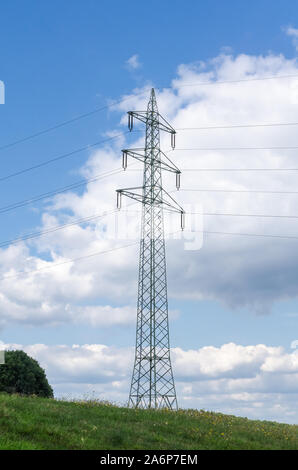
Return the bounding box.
[116,88,184,410]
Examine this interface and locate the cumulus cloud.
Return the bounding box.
[116,52,298,312]
[125,54,141,71]
[2,51,298,327]
[2,340,298,423]
[285,26,298,51]
[172,343,282,380]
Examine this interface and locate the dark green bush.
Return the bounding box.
[0,350,53,398]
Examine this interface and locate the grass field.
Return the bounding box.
[0,392,298,450]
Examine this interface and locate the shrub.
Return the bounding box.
[0,350,53,398]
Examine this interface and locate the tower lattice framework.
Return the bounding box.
[116,88,184,409]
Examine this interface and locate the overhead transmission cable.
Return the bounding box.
[0,200,141,249]
[0,210,116,249]
[0,242,139,282]
[174,146,298,151]
[176,121,298,131]
[0,228,181,282]
[181,168,298,171]
[128,167,298,172]
[175,72,298,88]
[3,227,298,283]
[2,72,298,152]
[134,208,298,220]
[4,204,298,252]
[0,132,137,183]
[0,94,148,152]
[0,166,125,215]
[181,188,298,194]
[191,230,298,241]
[183,211,298,219]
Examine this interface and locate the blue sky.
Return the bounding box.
[2,1,298,422]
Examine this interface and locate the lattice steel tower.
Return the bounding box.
[116,88,184,409]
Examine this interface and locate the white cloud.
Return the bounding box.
[285,26,298,51]
[2,51,298,325]
[2,340,298,423]
[3,47,298,425]
[71,305,136,327]
[125,54,141,71]
[172,343,281,379]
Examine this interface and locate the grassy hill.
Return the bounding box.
[0,392,298,450]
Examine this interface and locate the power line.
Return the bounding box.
[128,167,298,173]
[185,211,298,219]
[0,132,133,183]
[2,226,298,283]
[2,72,298,153]
[0,150,180,217]
[0,94,147,152]
[176,122,298,131]
[0,227,182,282]
[174,146,298,151]
[5,203,298,251]
[0,210,117,249]
[181,168,298,171]
[181,188,298,195]
[0,241,139,282]
[0,199,141,249]
[176,73,298,88]
[0,167,124,215]
[130,208,298,220]
[192,229,298,241]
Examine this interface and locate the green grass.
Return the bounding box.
[0,392,298,449]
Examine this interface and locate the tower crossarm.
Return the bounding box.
[122,148,181,176]
[161,187,184,214]
[116,186,184,225]
[128,111,176,147]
